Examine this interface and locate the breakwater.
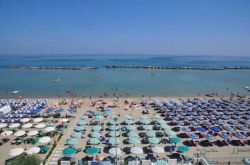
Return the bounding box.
[9,65,97,70]
[106,65,250,70]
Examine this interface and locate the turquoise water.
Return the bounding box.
[0,55,249,98]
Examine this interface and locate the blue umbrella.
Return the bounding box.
[34,109,41,113]
[219,132,231,139]
[233,132,246,139]
[182,127,191,132]
[197,127,206,132]
[237,125,248,131]
[210,126,221,132]
[68,109,76,113]
[46,109,53,113]
[188,133,200,140]
[223,125,234,131]
[215,120,225,125]
[228,120,238,125]
[55,109,64,113]
[205,133,215,140]
[103,109,111,113]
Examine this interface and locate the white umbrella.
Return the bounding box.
[152,146,165,154]
[33,118,43,123]
[26,147,41,154]
[35,123,46,129]
[44,127,55,133]
[20,118,30,123]
[9,148,24,157]
[9,123,20,128]
[0,123,7,128]
[109,148,122,155]
[1,130,13,136]
[39,136,51,144]
[14,130,26,137]
[27,130,38,136]
[130,147,143,155]
[22,123,33,128]
[60,118,69,123]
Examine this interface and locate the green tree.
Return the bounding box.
[12,154,41,165]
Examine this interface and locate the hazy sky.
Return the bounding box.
[0,0,250,55]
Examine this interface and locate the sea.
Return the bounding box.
[0,54,250,98]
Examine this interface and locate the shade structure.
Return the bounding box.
[109,125,120,131]
[146,131,156,137]
[71,132,83,138]
[86,147,99,155]
[27,130,38,136]
[130,147,143,155]
[44,126,55,133]
[26,147,41,154]
[90,132,102,138]
[77,120,86,126]
[92,125,102,131]
[152,146,165,154]
[109,138,120,145]
[141,119,150,124]
[14,130,26,137]
[148,138,161,144]
[127,131,139,137]
[35,123,46,129]
[75,126,85,131]
[0,123,7,128]
[177,145,189,152]
[165,131,176,137]
[66,138,79,145]
[1,130,13,136]
[143,125,153,130]
[22,123,33,128]
[39,136,51,144]
[89,138,100,145]
[9,123,20,128]
[9,148,24,157]
[20,118,30,123]
[155,159,168,165]
[109,147,122,155]
[33,118,43,123]
[169,137,181,143]
[125,125,136,130]
[63,147,77,155]
[128,138,141,144]
[109,131,120,137]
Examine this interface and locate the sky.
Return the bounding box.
[0,0,250,56]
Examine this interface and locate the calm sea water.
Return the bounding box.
[0,54,250,98]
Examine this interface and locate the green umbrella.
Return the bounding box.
[109,131,120,137]
[39,146,50,152]
[90,132,101,138]
[125,125,136,130]
[128,138,141,144]
[141,119,150,124]
[155,159,168,165]
[91,125,102,131]
[86,147,99,155]
[71,132,83,138]
[127,131,139,137]
[63,147,77,155]
[165,130,176,137]
[109,120,121,125]
[66,138,79,145]
[89,138,100,145]
[109,138,120,145]
[77,121,86,126]
[146,131,156,137]
[161,124,170,130]
[148,138,161,144]
[125,115,134,120]
[125,120,135,125]
[177,145,189,152]
[74,126,85,131]
[157,119,166,124]
[109,125,120,131]
[169,137,181,143]
[95,115,104,119]
[143,125,153,130]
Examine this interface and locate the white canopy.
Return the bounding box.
[27,130,38,136]
[1,130,13,136]
[33,118,43,123]
[20,118,30,123]
[22,123,33,128]
[26,147,41,154]
[0,123,7,128]
[14,130,26,137]
[9,148,24,157]
[9,123,20,128]
[39,136,51,144]
[0,106,11,115]
[35,123,46,129]
[44,126,55,133]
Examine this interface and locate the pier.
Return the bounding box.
[9,65,97,70]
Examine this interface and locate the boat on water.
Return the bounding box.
[243,87,250,92]
[52,78,61,83]
[11,90,21,94]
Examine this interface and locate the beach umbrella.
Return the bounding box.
[86,147,99,155]
[169,137,181,144]
[109,147,122,155]
[196,127,206,132]
[157,119,166,124]
[130,147,143,155]
[140,115,148,119]
[109,131,120,137]
[77,120,86,126]
[177,146,189,152]
[35,123,46,129]
[95,115,104,119]
[146,131,156,137]
[237,125,249,131]
[125,115,134,120]
[71,132,83,138]
[14,130,26,137]
[165,130,176,137]
[109,120,121,125]
[68,109,76,113]
[33,118,43,123]
[224,125,235,131]
[1,130,13,136]
[154,114,162,119]
[128,138,141,144]
[26,147,41,154]
[152,146,165,154]
[34,109,41,113]
[9,148,24,157]
[80,116,88,120]
[45,108,53,113]
[109,125,120,131]
[90,132,102,138]
[189,133,200,140]
[9,123,20,128]
[143,125,153,130]
[60,118,69,123]
[141,119,150,124]
[20,118,30,123]
[161,124,170,130]
[75,126,85,131]
[182,127,191,132]
[39,136,51,144]
[55,109,64,113]
[127,131,139,137]
[148,138,161,144]
[210,126,221,132]
[63,147,77,155]
[44,126,55,133]
[22,123,33,128]
[89,138,100,145]
[125,120,135,125]
[92,125,102,131]
[103,109,111,113]
[125,125,136,130]
[219,132,231,140]
[155,159,168,165]
[204,133,215,140]
[27,130,38,136]
[0,123,7,129]
[109,138,120,145]
[233,132,246,139]
[66,138,79,145]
